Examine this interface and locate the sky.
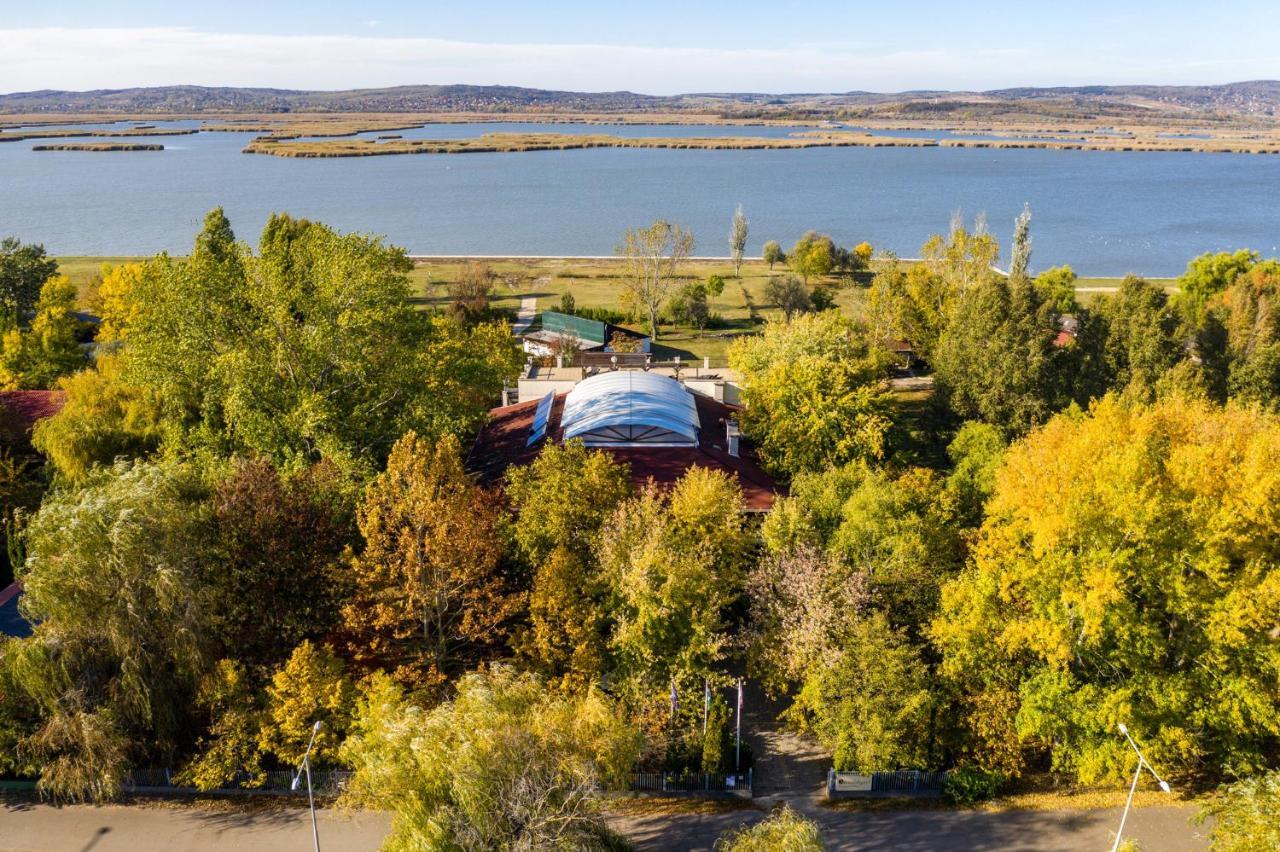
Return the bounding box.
[2,1,1278,94]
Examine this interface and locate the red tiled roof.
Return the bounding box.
[0,390,66,435]
[468,386,779,511]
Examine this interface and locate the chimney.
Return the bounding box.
[726,419,740,458]
[713,381,726,403]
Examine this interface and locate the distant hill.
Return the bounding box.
[2,81,1278,118]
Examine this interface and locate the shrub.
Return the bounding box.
[714,804,823,851]
[1197,770,1280,851]
[942,766,1006,805]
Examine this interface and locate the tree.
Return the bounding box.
[866,253,954,362]
[14,461,216,800]
[920,215,1000,294]
[342,432,519,693]
[714,804,823,851]
[340,666,641,851]
[1198,771,1280,851]
[176,659,266,792]
[1175,249,1258,325]
[788,232,835,284]
[1009,203,1032,282]
[763,240,784,271]
[765,276,812,321]
[208,456,354,669]
[729,313,892,477]
[0,237,58,325]
[258,641,355,767]
[669,281,711,334]
[944,421,1007,526]
[1097,275,1183,398]
[118,208,514,475]
[730,205,749,278]
[1222,260,1280,407]
[705,274,726,298]
[505,439,632,567]
[522,546,609,687]
[933,396,1280,782]
[32,354,164,483]
[91,262,144,344]
[599,470,746,713]
[0,275,85,390]
[932,275,1069,437]
[616,219,695,341]
[785,610,933,772]
[448,261,495,323]
[1028,266,1077,316]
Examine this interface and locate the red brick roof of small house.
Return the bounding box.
[0,390,66,437]
[468,389,779,512]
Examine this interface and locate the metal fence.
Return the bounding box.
[827,769,947,799]
[629,770,752,798]
[126,768,351,796]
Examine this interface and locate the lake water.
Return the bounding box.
[2,120,1278,276]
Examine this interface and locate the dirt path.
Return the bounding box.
[740,679,828,803]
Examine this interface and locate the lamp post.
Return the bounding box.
[1110,723,1171,852]
[292,720,323,852]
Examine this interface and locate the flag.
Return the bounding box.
[669,679,678,716]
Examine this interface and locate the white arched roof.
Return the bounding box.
[561,371,699,446]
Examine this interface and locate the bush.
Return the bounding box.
[942,766,1006,804]
[714,804,823,851]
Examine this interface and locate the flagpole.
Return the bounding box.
[735,678,743,772]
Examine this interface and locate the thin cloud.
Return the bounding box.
[0,27,1270,95]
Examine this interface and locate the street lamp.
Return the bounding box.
[1110,722,1171,852]
[292,720,323,852]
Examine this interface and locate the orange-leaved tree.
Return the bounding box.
[342,432,519,694]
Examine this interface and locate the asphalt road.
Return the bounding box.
[0,798,1209,852]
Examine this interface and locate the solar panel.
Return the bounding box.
[526,391,555,446]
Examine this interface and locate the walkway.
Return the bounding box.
[511,295,537,335]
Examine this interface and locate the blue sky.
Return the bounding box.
[2,1,1277,93]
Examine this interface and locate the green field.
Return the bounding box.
[54,255,1150,363]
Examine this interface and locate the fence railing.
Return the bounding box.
[827,769,947,799]
[628,769,752,798]
[126,768,351,796]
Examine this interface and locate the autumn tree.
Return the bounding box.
[0,275,85,390]
[341,666,641,851]
[933,396,1280,782]
[1034,265,1080,314]
[615,219,694,341]
[258,641,355,766]
[176,659,266,792]
[866,253,953,363]
[207,456,355,669]
[32,354,164,483]
[714,805,822,852]
[1175,249,1257,325]
[729,312,892,477]
[1222,260,1280,406]
[788,231,835,284]
[342,432,519,693]
[729,205,749,277]
[506,440,631,566]
[921,213,1000,293]
[599,469,747,717]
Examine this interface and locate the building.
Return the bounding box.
[521,311,650,357]
[471,369,777,511]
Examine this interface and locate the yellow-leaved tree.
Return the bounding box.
[933,395,1280,782]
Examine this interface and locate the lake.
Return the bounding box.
[2,120,1278,276]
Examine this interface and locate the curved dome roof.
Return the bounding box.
[561,371,699,446]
